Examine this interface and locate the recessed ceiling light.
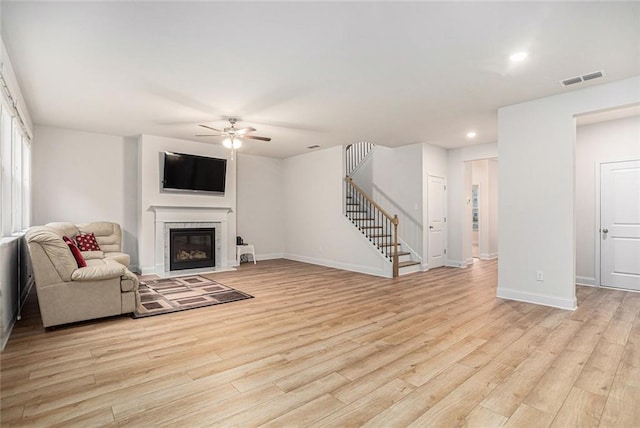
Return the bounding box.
[466,131,477,139]
[510,52,528,62]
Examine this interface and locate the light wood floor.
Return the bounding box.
[1,259,639,427]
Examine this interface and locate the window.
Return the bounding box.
[22,140,31,229]
[12,124,22,232]
[0,93,31,236]
[0,102,12,236]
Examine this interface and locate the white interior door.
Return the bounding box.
[428,175,446,268]
[601,159,640,291]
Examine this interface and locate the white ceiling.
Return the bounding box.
[2,1,639,158]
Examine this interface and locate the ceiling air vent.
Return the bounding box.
[561,70,605,87]
[582,71,604,81]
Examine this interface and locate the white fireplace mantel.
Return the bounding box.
[150,205,232,223]
[150,205,233,273]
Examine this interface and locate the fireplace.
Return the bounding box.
[169,227,215,271]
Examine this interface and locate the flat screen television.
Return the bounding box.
[162,151,227,193]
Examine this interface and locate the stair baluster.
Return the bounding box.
[345,141,375,177]
[344,177,400,277]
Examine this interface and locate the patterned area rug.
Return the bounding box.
[133,275,253,318]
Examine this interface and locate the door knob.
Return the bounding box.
[602,228,609,233]
[429,226,434,229]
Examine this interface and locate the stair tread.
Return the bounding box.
[398,260,421,268]
[392,251,410,256]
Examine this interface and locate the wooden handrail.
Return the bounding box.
[393,218,399,278]
[345,176,400,277]
[345,177,398,224]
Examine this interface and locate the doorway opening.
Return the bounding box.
[575,106,640,291]
[465,158,499,264]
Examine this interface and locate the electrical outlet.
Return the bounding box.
[536,271,544,281]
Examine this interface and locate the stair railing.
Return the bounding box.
[345,177,399,277]
[345,141,375,177]
[372,184,423,259]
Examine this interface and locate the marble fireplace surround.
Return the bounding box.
[151,206,232,274]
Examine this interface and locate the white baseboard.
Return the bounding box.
[445,259,469,268]
[256,252,284,261]
[479,252,498,260]
[283,253,391,278]
[1,318,16,352]
[140,266,156,275]
[576,276,597,287]
[141,255,244,276]
[496,286,577,311]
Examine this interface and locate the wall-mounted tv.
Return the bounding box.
[162,151,227,193]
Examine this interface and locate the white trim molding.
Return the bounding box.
[256,252,284,261]
[496,286,577,311]
[479,252,498,260]
[283,253,391,278]
[445,259,469,268]
[576,276,597,287]
[150,206,233,274]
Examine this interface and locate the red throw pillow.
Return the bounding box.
[75,232,101,252]
[63,236,87,268]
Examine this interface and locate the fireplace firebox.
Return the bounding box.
[169,227,215,271]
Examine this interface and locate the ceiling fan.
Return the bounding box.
[196,118,271,150]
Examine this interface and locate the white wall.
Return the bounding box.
[32,126,139,267]
[498,75,640,310]
[137,135,236,274]
[283,146,390,277]
[354,143,425,257]
[575,115,640,285]
[370,143,423,225]
[1,39,33,136]
[446,143,498,267]
[237,153,285,260]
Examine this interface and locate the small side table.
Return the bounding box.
[237,244,256,264]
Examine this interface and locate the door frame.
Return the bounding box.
[594,157,640,287]
[424,173,448,271]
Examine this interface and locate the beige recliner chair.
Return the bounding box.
[26,226,139,328]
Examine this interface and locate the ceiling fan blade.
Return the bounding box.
[235,127,257,136]
[195,134,222,137]
[198,124,222,132]
[244,135,271,142]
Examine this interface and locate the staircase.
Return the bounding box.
[345,143,421,277]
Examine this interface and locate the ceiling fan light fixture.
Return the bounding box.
[223,137,241,149]
[198,118,270,149]
[510,51,528,62]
